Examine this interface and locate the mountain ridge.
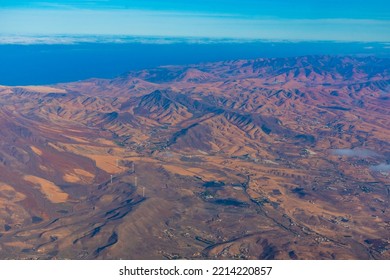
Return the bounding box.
[0,55,389,259]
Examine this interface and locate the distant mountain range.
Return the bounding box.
[0,55,389,259]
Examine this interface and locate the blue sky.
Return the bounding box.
[0,0,389,42]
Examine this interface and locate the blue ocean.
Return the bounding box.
[0,41,388,86]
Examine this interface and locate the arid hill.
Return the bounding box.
[0,55,389,259]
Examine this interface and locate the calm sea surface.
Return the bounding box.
[0,41,388,85]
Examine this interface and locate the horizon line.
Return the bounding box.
[1,34,390,45]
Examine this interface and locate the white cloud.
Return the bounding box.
[0,34,271,45]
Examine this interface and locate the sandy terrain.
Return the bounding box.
[24,175,69,203]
